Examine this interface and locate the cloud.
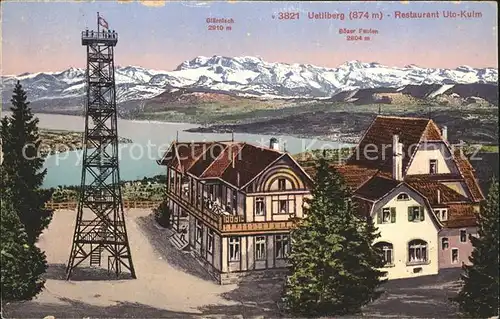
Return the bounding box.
[139,0,166,7]
[180,1,210,8]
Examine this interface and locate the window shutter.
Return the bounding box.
[420,206,425,221]
[377,210,382,224]
[390,207,396,223]
[408,207,413,221]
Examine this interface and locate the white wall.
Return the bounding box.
[406,142,459,175]
[373,185,440,279]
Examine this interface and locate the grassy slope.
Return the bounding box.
[128,96,294,125]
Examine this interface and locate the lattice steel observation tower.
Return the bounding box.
[66,13,136,280]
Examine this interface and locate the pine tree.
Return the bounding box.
[282,157,387,317]
[0,81,53,244]
[452,179,499,318]
[1,192,48,301]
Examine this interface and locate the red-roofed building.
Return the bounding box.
[158,116,486,283]
[158,138,312,284]
[306,115,485,279]
[348,115,484,276]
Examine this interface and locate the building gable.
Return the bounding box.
[247,154,312,193]
[406,141,460,176]
[372,184,441,230]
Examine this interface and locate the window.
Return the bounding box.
[169,173,175,190]
[434,209,448,221]
[229,237,240,261]
[441,237,449,250]
[209,184,215,200]
[382,208,391,223]
[408,239,428,264]
[441,209,448,221]
[232,191,237,212]
[255,236,266,261]
[272,197,294,215]
[375,242,393,266]
[255,197,265,216]
[460,229,467,243]
[207,229,214,254]
[279,200,288,214]
[408,206,424,222]
[278,178,286,191]
[195,219,203,244]
[275,235,290,259]
[379,207,396,224]
[429,159,438,174]
[452,248,459,264]
[397,193,410,201]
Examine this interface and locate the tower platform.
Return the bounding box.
[81,31,118,46]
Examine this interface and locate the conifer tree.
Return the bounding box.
[452,179,499,318]
[282,157,386,317]
[1,192,48,300]
[0,81,53,244]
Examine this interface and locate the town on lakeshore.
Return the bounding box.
[1,1,498,319]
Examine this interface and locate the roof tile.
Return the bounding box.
[159,141,283,188]
[409,181,471,204]
[346,116,433,173]
[453,149,485,202]
[355,176,401,201]
[443,203,478,228]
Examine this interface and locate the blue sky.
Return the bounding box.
[1,1,497,74]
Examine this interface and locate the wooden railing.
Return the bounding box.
[123,200,162,209]
[45,201,78,210]
[222,215,245,224]
[166,188,296,234]
[45,200,162,210]
[221,220,295,234]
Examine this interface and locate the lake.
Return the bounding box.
[2,112,352,188]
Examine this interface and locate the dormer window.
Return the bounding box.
[429,159,438,174]
[434,208,448,221]
[397,193,409,201]
[278,178,286,191]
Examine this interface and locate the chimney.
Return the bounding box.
[230,145,235,168]
[269,137,279,151]
[437,189,441,204]
[441,126,448,142]
[392,134,403,181]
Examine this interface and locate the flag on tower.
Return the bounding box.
[98,15,109,29]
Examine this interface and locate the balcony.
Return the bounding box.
[82,31,118,46]
[166,187,295,235]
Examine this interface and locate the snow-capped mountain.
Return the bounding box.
[2,56,498,105]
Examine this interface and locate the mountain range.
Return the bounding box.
[1,56,498,116]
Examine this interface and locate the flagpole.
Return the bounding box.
[97,12,100,34]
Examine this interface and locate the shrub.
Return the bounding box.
[154,200,171,228]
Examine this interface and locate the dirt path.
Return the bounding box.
[2,208,463,318]
[3,209,237,318]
